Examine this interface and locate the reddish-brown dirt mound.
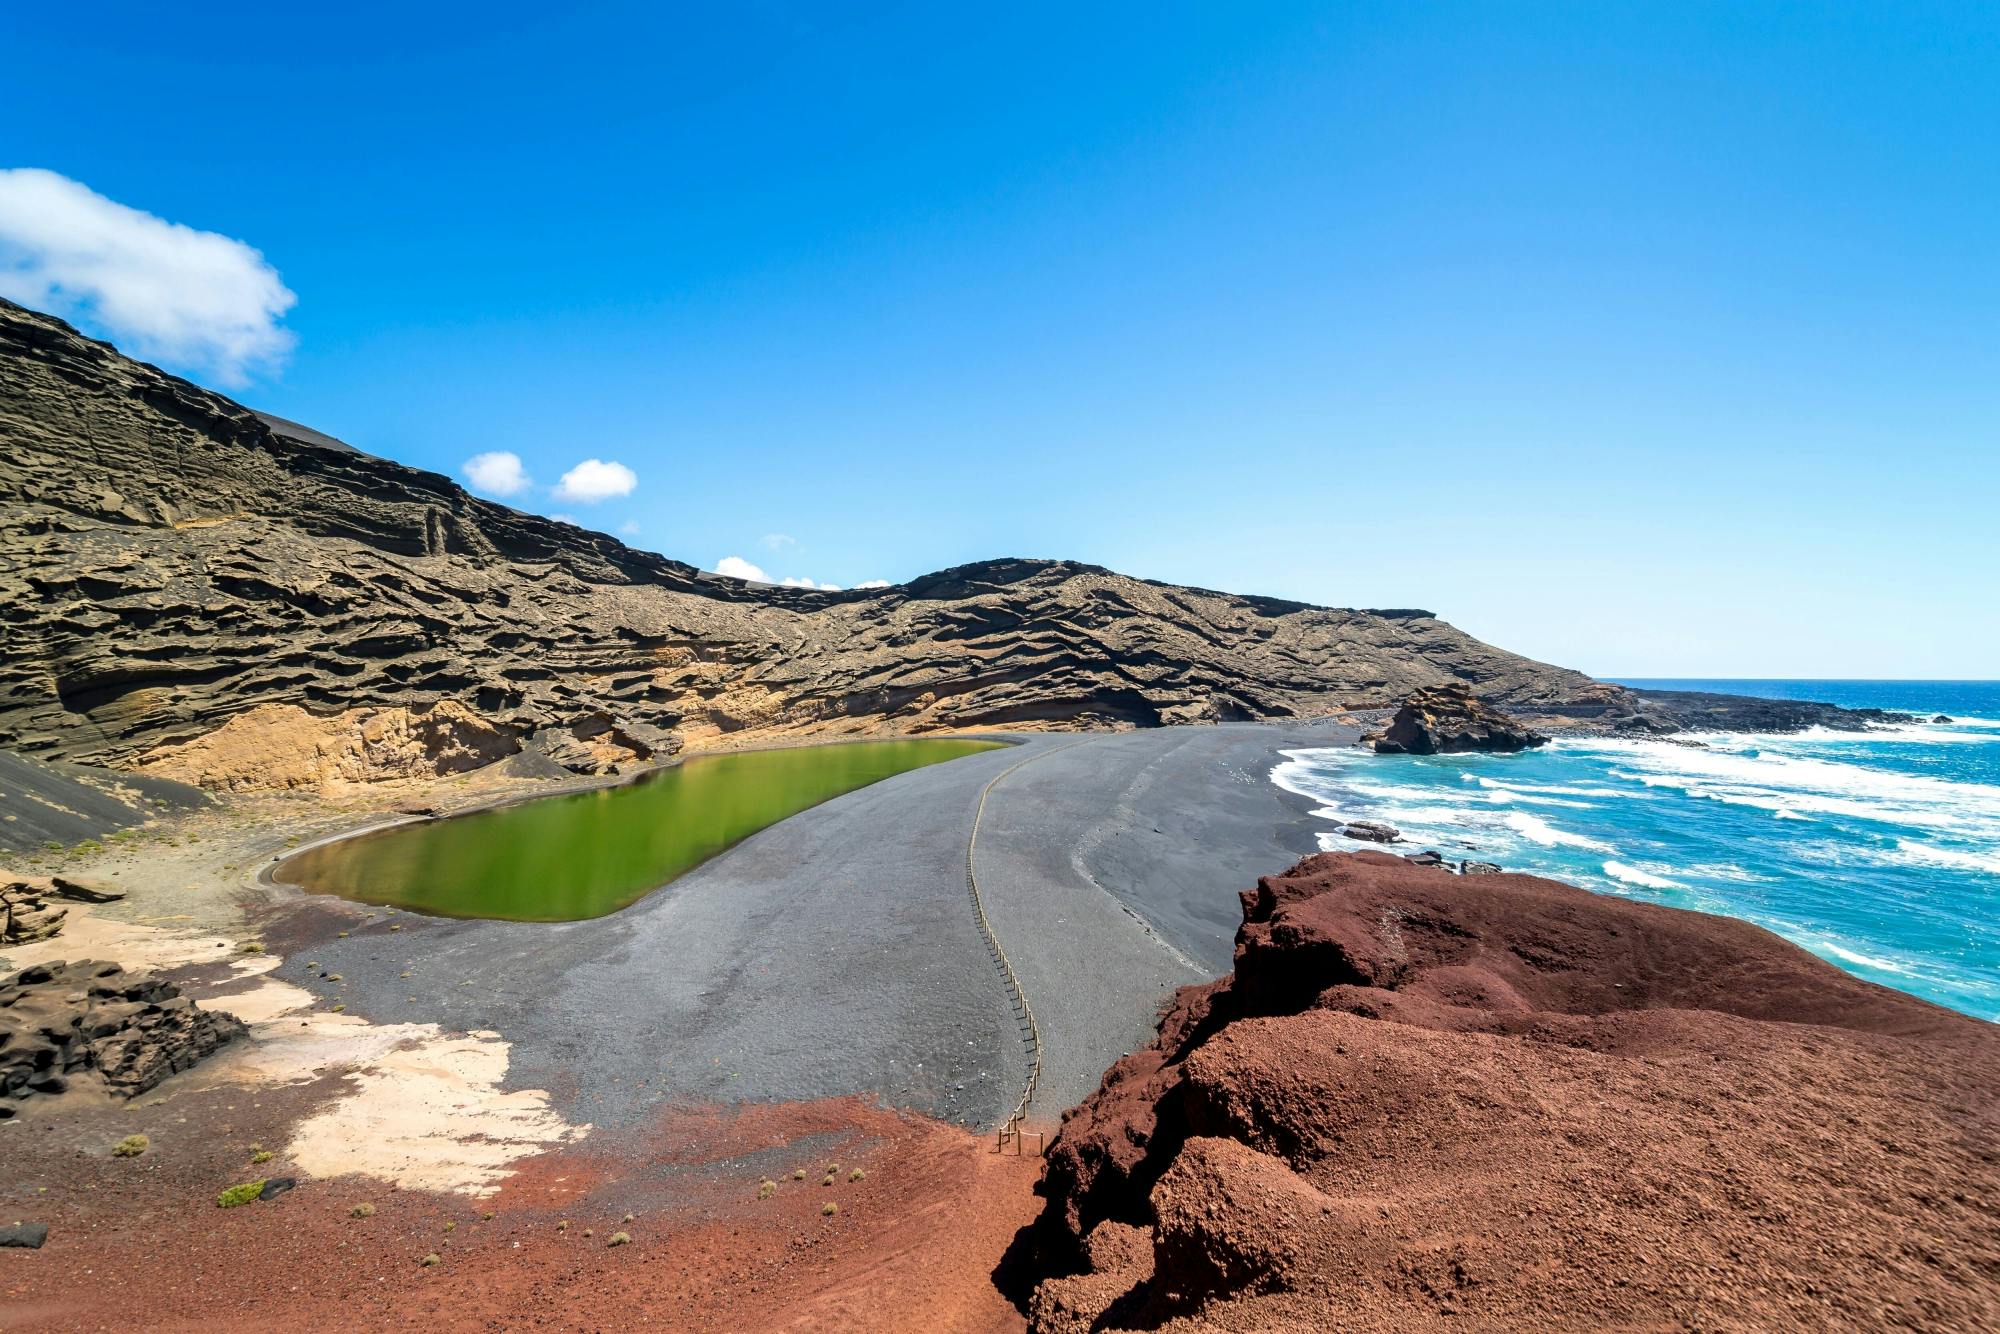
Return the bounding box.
[1024,851,2000,1331]
[2,1090,1043,1331]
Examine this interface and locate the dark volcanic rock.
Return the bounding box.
[0,958,247,1111]
[0,1223,49,1249]
[1338,820,1399,843]
[1370,683,1549,755]
[1023,852,2000,1332]
[0,298,1612,783]
[1630,688,1916,734]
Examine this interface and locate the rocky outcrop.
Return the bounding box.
[1,299,1628,786]
[1023,852,2000,1331]
[0,958,247,1113]
[2,879,67,944]
[1369,682,1549,754]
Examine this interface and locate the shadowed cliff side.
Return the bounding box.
[0,298,1626,783]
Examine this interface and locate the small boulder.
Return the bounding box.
[1340,820,1400,844]
[1403,850,1446,868]
[0,1223,49,1249]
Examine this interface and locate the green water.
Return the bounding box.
[275,738,1007,921]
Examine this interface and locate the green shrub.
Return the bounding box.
[111,1134,149,1157]
[250,1150,273,1165]
[350,1202,376,1218]
[217,1180,266,1208]
[821,1201,839,1217]
[608,1231,631,1247]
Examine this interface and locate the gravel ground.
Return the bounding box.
[260,721,1359,1131]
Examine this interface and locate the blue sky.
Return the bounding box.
[5,3,1995,677]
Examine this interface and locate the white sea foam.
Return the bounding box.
[1602,860,1684,889]
[1818,941,1919,977]
[1503,811,1616,852]
[1888,840,2000,876]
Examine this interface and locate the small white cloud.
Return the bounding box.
[0,168,295,386]
[548,513,577,525]
[851,579,892,590]
[780,576,842,591]
[552,458,637,503]
[463,451,532,497]
[618,520,641,536]
[714,555,769,582]
[760,533,799,550]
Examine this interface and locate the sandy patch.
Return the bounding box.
[8,900,587,1198]
[0,899,269,979]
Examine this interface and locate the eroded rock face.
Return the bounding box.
[0,299,1619,786]
[1370,682,1550,754]
[1024,852,2000,1332]
[0,959,247,1112]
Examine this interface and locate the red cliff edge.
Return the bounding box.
[1022,851,2000,1331]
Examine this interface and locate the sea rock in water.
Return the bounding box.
[1339,820,1399,844]
[1022,852,2000,1332]
[0,959,247,1112]
[1934,714,1953,724]
[1461,860,1503,875]
[1372,683,1549,755]
[1402,850,1446,868]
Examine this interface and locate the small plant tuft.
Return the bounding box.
[250,1150,274,1165]
[822,1201,839,1217]
[217,1180,266,1208]
[350,1202,377,1219]
[791,1168,806,1181]
[849,1168,865,1182]
[757,1179,776,1200]
[443,1220,457,1232]
[608,1231,631,1247]
[421,1252,441,1267]
[112,1134,149,1158]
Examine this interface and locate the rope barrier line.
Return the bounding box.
[966,737,1084,1153]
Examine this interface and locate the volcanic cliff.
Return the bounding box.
[2,298,1629,787]
[1021,851,2000,1330]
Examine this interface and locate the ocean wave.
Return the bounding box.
[1502,811,1616,852]
[1602,860,1684,889]
[1888,840,2000,876]
[1816,941,1919,977]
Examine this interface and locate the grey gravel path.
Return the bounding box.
[266,721,1357,1129]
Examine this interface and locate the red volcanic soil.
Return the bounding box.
[1026,851,2000,1332]
[2,1091,1044,1332]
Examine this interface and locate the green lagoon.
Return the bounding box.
[274,737,1006,921]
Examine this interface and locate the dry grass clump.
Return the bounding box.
[111,1134,149,1157]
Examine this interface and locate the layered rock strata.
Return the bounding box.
[2,298,1626,786]
[0,958,247,1112]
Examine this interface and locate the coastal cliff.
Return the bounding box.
[1023,851,2000,1331]
[1,298,1619,784]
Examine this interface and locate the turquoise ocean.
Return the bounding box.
[1271,680,2000,1021]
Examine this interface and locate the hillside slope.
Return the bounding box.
[1,299,1615,786]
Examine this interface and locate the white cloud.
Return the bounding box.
[552,458,637,503]
[462,451,532,497]
[852,579,893,589]
[780,576,842,591]
[548,513,577,525]
[714,555,769,582]
[0,168,295,386]
[618,520,641,536]
[760,533,799,550]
